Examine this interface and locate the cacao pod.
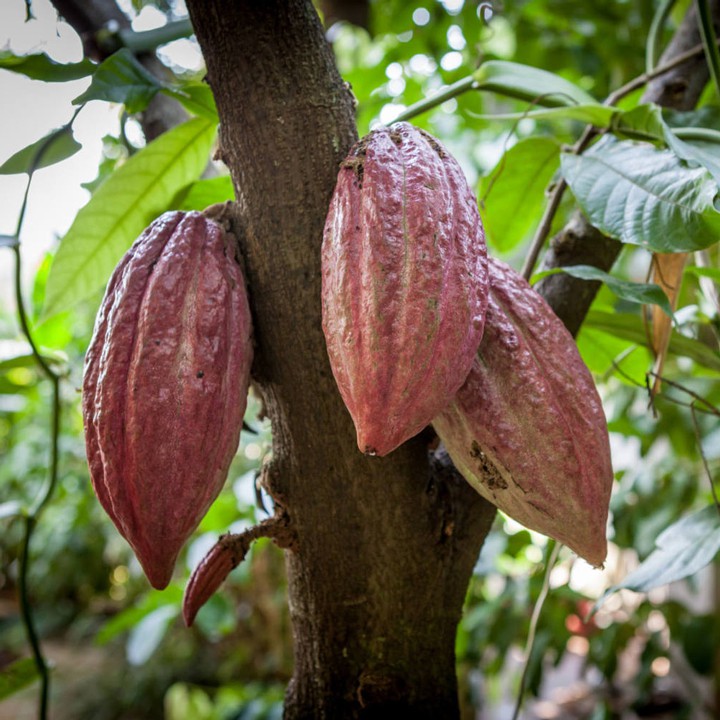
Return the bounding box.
[322,122,488,456]
[83,211,253,589]
[433,258,613,566]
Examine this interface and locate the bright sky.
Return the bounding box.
[0,0,197,309]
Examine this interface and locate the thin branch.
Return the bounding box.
[392,76,476,124]
[511,541,561,720]
[690,404,720,511]
[7,108,82,720]
[647,371,720,415]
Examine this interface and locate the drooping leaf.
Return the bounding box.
[163,81,218,121]
[533,264,673,316]
[611,103,720,187]
[479,137,560,251]
[0,50,94,82]
[43,117,216,318]
[473,104,615,127]
[73,48,162,113]
[596,506,720,608]
[648,253,688,398]
[0,127,81,175]
[172,175,234,211]
[561,136,720,252]
[584,310,720,372]
[0,658,39,701]
[473,60,598,108]
[611,104,666,143]
[664,134,720,189]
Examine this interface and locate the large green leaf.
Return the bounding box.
[163,82,218,121]
[584,310,720,372]
[561,136,720,252]
[43,117,216,318]
[172,176,234,211]
[73,49,161,113]
[473,60,598,108]
[597,506,720,608]
[0,127,81,175]
[474,103,615,126]
[534,264,673,316]
[0,51,94,82]
[479,137,560,251]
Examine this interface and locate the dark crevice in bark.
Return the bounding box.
[536,0,720,335]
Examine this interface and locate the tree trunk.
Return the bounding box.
[186,2,495,718]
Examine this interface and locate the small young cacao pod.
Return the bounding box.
[322,122,488,456]
[433,258,613,566]
[83,211,253,589]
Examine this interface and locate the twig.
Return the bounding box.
[647,371,720,416]
[690,404,720,511]
[511,541,561,720]
[7,107,82,720]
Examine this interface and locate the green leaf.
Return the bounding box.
[163,81,218,121]
[473,104,615,127]
[127,605,178,665]
[611,104,666,143]
[43,117,216,318]
[0,51,94,82]
[96,585,182,645]
[561,136,720,252]
[686,265,720,283]
[0,128,81,175]
[172,175,234,211]
[479,137,560,251]
[534,265,673,316]
[0,658,39,701]
[473,60,598,108]
[584,310,720,372]
[73,49,161,113]
[597,506,720,608]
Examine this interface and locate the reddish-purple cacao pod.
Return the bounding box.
[433,258,613,566]
[83,211,253,589]
[322,122,488,456]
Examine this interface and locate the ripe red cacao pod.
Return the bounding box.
[322,122,488,456]
[83,211,253,589]
[433,258,613,566]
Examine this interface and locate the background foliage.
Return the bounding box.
[1,0,719,718]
